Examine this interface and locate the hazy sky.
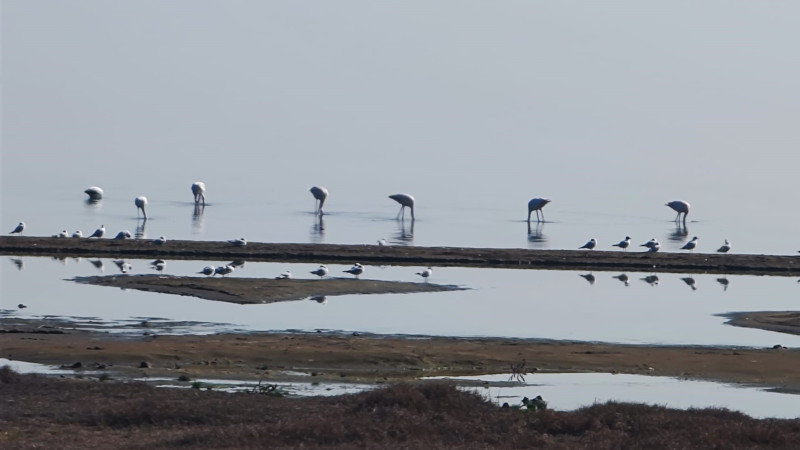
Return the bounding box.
[3,1,800,219]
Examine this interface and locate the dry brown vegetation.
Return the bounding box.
[3,367,800,449]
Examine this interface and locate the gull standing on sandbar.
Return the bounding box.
[416,267,433,280]
[641,238,660,253]
[310,265,329,278]
[717,240,731,253]
[9,222,25,234]
[579,238,597,250]
[228,238,247,246]
[88,225,105,238]
[612,236,631,251]
[344,263,364,278]
[681,236,699,251]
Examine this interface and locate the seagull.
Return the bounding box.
[612,236,631,251]
[310,265,329,278]
[579,238,597,250]
[641,238,660,253]
[228,238,247,246]
[55,230,69,238]
[214,265,234,277]
[613,274,630,286]
[191,182,206,206]
[416,267,433,280]
[527,198,551,223]
[344,263,364,278]
[389,194,415,221]
[198,266,215,276]
[666,200,690,223]
[88,224,105,238]
[717,240,731,253]
[84,186,104,201]
[150,259,166,271]
[310,186,328,216]
[377,238,387,246]
[113,230,132,240]
[681,236,699,251]
[72,230,83,238]
[9,222,25,234]
[276,270,292,280]
[152,236,167,246]
[135,196,148,220]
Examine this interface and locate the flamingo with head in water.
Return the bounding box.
[135,196,148,220]
[389,193,415,221]
[666,200,690,223]
[309,186,328,216]
[527,198,551,223]
[191,182,206,206]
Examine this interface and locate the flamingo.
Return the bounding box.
[88,225,105,238]
[135,196,148,220]
[416,267,433,280]
[612,236,631,251]
[191,182,206,206]
[527,198,551,223]
[9,222,25,234]
[344,263,364,278]
[310,186,328,216]
[84,186,103,201]
[717,240,731,253]
[579,238,597,250]
[666,200,690,223]
[681,236,699,251]
[389,194,415,221]
[310,265,329,278]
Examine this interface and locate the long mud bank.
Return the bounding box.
[2,236,800,275]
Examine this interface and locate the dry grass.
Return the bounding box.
[2,367,800,449]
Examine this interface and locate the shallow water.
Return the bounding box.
[3,256,800,347]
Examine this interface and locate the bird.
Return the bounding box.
[228,238,247,246]
[150,259,166,271]
[18,303,27,309]
[717,240,731,253]
[309,186,328,216]
[72,230,83,238]
[113,259,133,273]
[389,194,415,221]
[377,238,387,246]
[681,236,699,251]
[9,222,25,234]
[276,270,292,280]
[135,196,148,220]
[416,267,433,280]
[214,265,234,277]
[527,198,551,223]
[84,186,103,201]
[666,200,690,223]
[613,274,630,286]
[191,182,206,206]
[612,236,631,251]
[641,238,660,253]
[88,224,105,238]
[55,230,69,238]
[310,265,329,278]
[198,266,215,276]
[344,263,364,278]
[152,236,167,246]
[113,230,132,240]
[579,238,597,250]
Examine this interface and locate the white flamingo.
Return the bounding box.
[666,200,690,223]
[389,194,415,221]
[527,198,551,223]
[191,182,206,206]
[310,186,328,216]
[135,196,148,220]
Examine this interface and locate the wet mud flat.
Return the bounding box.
[3,235,800,275]
[723,311,800,337]
[72,274,464,304]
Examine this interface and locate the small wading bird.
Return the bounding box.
[9,222,25,234]
[84,186,103,201]
[228,237,247,246]
[344,263,364,278]
[416,267,433,280]
[198,266,215,276]
[310,265,329,278]
[579,238,596,250]
[666,200,690,224]
[612,236,631,251]
[135,196,148,220]
[717,239,731,253]
[191,182,206,206]
[681,236,699,251]
[527,198,551,223]
[389,193,415,221]
[152,236,167,245]
[88,224,105,238]
[309,186,328,216]
[276,270,292,280]
[641,238,660,253]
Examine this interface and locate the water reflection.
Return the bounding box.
[135,220,147,240]
[9,257,23,271]
[527,221,547,247]
[579,273,596,285]
[88,259,105,272]
[392,220,414,245]
[680,277,697,291]
[667,222,689,242]
[309,295,327,304]
[192,204,205,234]
[641,275,659,286]
[310,215,325,243]
[716,277,730,291]
[84,198,102,209]
[613,274,629,286]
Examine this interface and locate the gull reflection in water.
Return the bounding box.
[641,275,659,286]
[579,273,596,285]
[717,277,730,291]
[9,257,23,271]
[192,204,205,234]
[681,277,697,291]
[88,259,105,272]
[309,295,327,304]
[612,274,629,286]
[310,215,325,244]
[527,221,547,247]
